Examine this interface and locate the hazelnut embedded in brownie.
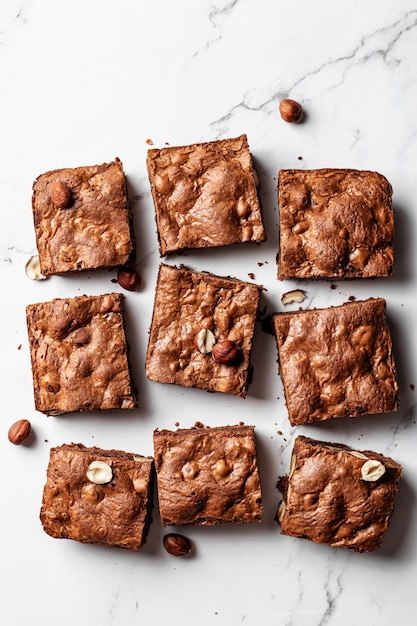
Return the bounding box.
[145,263,261,398]
[32,158,134,275]
[40,444,154,550]
[146,134,266,255]
[273,298,399,425]
[153,424,262,526]
[277,435,402,552]
[26,293,136,415]
[277,168,394,279]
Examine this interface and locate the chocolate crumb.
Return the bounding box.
[248,272,255,280]
[17,344,22,350]
[330,284,337,290]
[410,384,415,391]
[257,262,264,267]
[277,430,283,435]
[348,295,356,301]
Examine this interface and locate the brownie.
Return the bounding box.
[26,293,136,415]
[273,298,399,425]
[32,158,134,275]
[145,264,261,397]
[153,424,262,526]
[277,169,394,279]
[40,444,154,550]
[146,134,266,255]
[277,435,402,552]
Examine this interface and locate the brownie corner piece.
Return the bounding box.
[40,444,154,550]
[32,158,134,275]
[146,134,266,255]
[26,292,136,415]
[273,297,399,425]
[277,435,402,552]
[145,264,261,397]
[277,168,394,279]
[153,424,262,526]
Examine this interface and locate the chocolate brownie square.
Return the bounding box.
[277,436,402,552]
[273,298,399,425]
[153,424,262,526]
[145,264,261,397]
[32,158,134,275]
[40,444,154,550]
[26,293,136,415]
[146,134,266,255]
[277,169,394,279]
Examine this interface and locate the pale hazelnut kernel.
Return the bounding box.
[277,500,286,522]
[361,459,386,482]
[50,180,72,208]
[25,255,47,281]
[8,419,31,445]
[86,460,113,484]
[194,328,216,354]
[212,458,232,479]
[117,266,142,291]
[281,289,307,306]
[212,340,241,365]
[279,99,304,123]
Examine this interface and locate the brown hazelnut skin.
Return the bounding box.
[8,419,32,445]
[117,267,142,291]
[163,533,192,557]
[279,99,304,123]
[212,340,241,365]
[50,180,72,208]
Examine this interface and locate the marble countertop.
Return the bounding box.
[1,1,416,624]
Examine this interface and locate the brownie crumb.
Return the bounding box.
[348,295,356,301]
[145,138,154,146]
[248,272,255,280]
[330,284,337,290]
[410,384,415,391]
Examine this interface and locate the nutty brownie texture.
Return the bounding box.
[273,298,399,425]
[40,444,154,550]
[26,293,136,415]
[278,169,394,279]
[32,158,134,275]
[277,436,402,552]
[145,264,261,397]
[153,424,262,526]
[147,134,266,255]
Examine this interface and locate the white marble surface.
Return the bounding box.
[1,1,416,624]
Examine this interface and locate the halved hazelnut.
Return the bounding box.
[194,328,215,354]
[25,255,47,280]
[361,459,386,482]
[281,289,306,305]
[86,460,113,484]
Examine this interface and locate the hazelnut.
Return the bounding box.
[50,180,72,208]
[86,460,113,485]
[163,533,192,557]
[212,340,240,365]
[117,267,142,291]
[194,328,216,354]
[25,254,47,281]
[281,289,307,306]
[8,419,31,445]
[279,98,304,123]
[361,459,386,482]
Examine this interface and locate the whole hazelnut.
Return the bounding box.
[50,180,72,208]
[117,267,142,291]
[8,419,32,445]
[212,340,241,365]
[279,99,304,123]
[163,533,192,557]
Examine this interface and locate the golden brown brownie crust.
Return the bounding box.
[277,436,402,552]
[273,298,399,425]
[32,159,134,275]
[147,134,266,255]
[145,264,261,397]
[40,444,154,550]
[153,425,262,526]
[278,169,394,279]
[26,293,136,415]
